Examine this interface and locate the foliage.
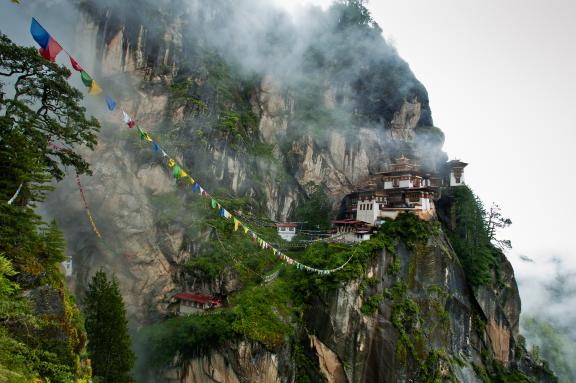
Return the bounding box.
[230,279,294,349]
[293,182,333,231]
[83,271,135,383]
[0,33,99,204]
[522,316,574,382]
[0,34,94,382]
[485,203,513,251]
[360,293,384,316]
[135,312,236,373]
[441,186,500,286]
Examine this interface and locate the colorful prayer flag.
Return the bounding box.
[69,55,83,71]
[168,159,175,168]
[173,165,181,180]
[122,110,135,128]
[152,142,160,152]
[243,226,249,234]
[88,80,102,95]
[39,37,62,61]
[193,183,200,193]
[211,199,217,209]
[234,218,239,231]
[80,71,93,87]
[220,207,225,217]
[30,18,50,49]
[105,96,117,111]
[180,169,187,178]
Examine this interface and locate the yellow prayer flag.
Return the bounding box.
[243,226,249,234]
[168,159,175,168]
[234,218,239,231]
[189,177,195,185]
[144,133,153,142]
[88,80,102,96]
[180,170,188,178]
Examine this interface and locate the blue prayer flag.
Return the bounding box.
[30,18,50,49]
[151,142,160,152]
[220,208,225,217]
[193,183,200,193]
[105,96,117,111]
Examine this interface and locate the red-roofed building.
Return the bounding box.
[332,219,374,243]
[174,293,222,315]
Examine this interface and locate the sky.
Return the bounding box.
[1,0,574,314]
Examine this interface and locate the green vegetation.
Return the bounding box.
[522,316,574,382]
[293,183,334,231]
[441,186,501,286]
[136,312,236,373]
[360,293,384,316]
[83,271,135,382]
[0,33,98,382]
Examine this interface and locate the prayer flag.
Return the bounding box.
[69,55,83,71]
[193,183,200,193]
[161,150,168,158]
[180,169,187,178]
[39,37,62,61]
[144,133,153,143]
[173,165,181,180]
[243,226,249,234]
[168,159,175,168]
[234,218,239,231]
[30,18,50,49]
[211,199,217,209]
[80,71,93,88]
[105,96,117,111]
[152,142,160,152]
[88,80,102,95]
[220,208,225,217]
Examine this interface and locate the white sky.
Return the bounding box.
[283,0,576,276]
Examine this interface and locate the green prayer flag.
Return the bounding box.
[173,165,181,180]
[80,71,93,87]
[211,199,217,209]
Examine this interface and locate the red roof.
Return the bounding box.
[174,293,222,306]
[275,223,298,228]
[332,219,365,225]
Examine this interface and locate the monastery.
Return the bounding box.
[333,156,468,243]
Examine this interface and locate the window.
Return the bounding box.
[289,227,295,231]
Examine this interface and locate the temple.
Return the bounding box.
[173,293,222,315]
[333,156,468,241]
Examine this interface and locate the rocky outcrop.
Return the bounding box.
[162,342,294,383]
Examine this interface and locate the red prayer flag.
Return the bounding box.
[39,37,62,62]
[69,55,83,71]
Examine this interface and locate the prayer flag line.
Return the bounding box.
[24,13,355,275]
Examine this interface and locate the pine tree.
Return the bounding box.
[83,270,135,383]
[0,32,98,381]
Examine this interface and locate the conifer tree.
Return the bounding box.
[83,270,135,383]
[0,32,98,381]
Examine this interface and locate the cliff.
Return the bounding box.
[41,0,556,381]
